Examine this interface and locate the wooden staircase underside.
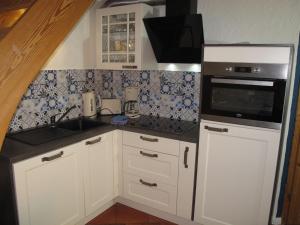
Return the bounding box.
[0,0,94,149]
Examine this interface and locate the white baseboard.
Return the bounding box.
[76,200,115,225]
[271,217,282,225]
[76,197,200,225]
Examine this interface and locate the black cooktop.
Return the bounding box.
[125,116,197,135]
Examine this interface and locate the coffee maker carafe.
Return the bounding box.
[124,87,140,118]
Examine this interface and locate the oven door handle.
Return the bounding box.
[211,78,274,87]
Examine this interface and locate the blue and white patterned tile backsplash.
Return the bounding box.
[9,69,200,133]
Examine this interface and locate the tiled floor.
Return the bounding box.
[87,203,178,225]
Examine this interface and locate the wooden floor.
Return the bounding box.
[87,203,177,225]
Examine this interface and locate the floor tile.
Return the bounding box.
[86,203,177,225]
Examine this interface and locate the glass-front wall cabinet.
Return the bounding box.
[97,4,156,70]
[102,13,135,64]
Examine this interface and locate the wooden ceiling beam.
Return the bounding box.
[0,0,95,149]
[0,0,35,13]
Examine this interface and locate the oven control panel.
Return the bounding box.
[230,66,261,73]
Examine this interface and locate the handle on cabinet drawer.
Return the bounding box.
[122,65,137,69]
[42,151,64,162]
[204,126,228,133]
[184,147,189,168]
[140,136,159,142]
[140,151,158,158]
[86,137,102,145]
[139,179,157,187]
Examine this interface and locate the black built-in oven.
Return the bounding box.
[201,62,289,129]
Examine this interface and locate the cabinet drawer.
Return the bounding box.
[123,173,177,214]
[123,146,178,185]
[123,131,179,156]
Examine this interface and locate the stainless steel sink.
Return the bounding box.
[7,118,106,145]
[56,118,106,131]
[8,126,78,146]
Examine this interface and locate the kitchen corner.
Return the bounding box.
[0,0,300,225]
[2,115,199,163]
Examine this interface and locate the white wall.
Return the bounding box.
[198,0,300,45]
[197,1,300,223]
[43,1,105,70]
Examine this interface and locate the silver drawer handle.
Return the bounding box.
[86,137,102,145]
[139,179,157,187]
[42,151,64,162]
[140,136,159,142]
[140,151,158,158]
[204,126,228,133]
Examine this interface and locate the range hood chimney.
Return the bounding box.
[143,0,204,63]
[166,0,197,16]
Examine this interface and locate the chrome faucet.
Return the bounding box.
[50,105,77,127]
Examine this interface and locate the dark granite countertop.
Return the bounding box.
[0,115,199,163]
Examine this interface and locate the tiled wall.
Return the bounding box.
[9,69,200,133]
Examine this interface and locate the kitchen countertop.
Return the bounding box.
[0,115,199,163]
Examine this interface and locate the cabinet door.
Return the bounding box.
[195,121,280,225]
[13,144,84,225]
[97,5,141,70]
[177,142,196,220]
[83,133,114,216]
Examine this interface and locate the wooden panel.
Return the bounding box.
[283,91,300,222]
[0,0,32,7]
[0,0,35,11]
[287,165,300,224]
[0,8,26,28]
[0,0,94,150]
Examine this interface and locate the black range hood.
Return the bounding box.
[143,0,204,63]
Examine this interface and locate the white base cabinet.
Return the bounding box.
[83,133,114,216]
[12,130,196,225]
[195,120,281,225]
[13,132,116,225]
[13,144,85,225]
[122,131,196,219]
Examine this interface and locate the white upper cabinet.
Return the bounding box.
[96,4,157,70]
[195,120,281,225]
[13,144,85,225]
[83,133,114,216]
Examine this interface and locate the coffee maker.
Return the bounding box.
[124,87,140,118]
